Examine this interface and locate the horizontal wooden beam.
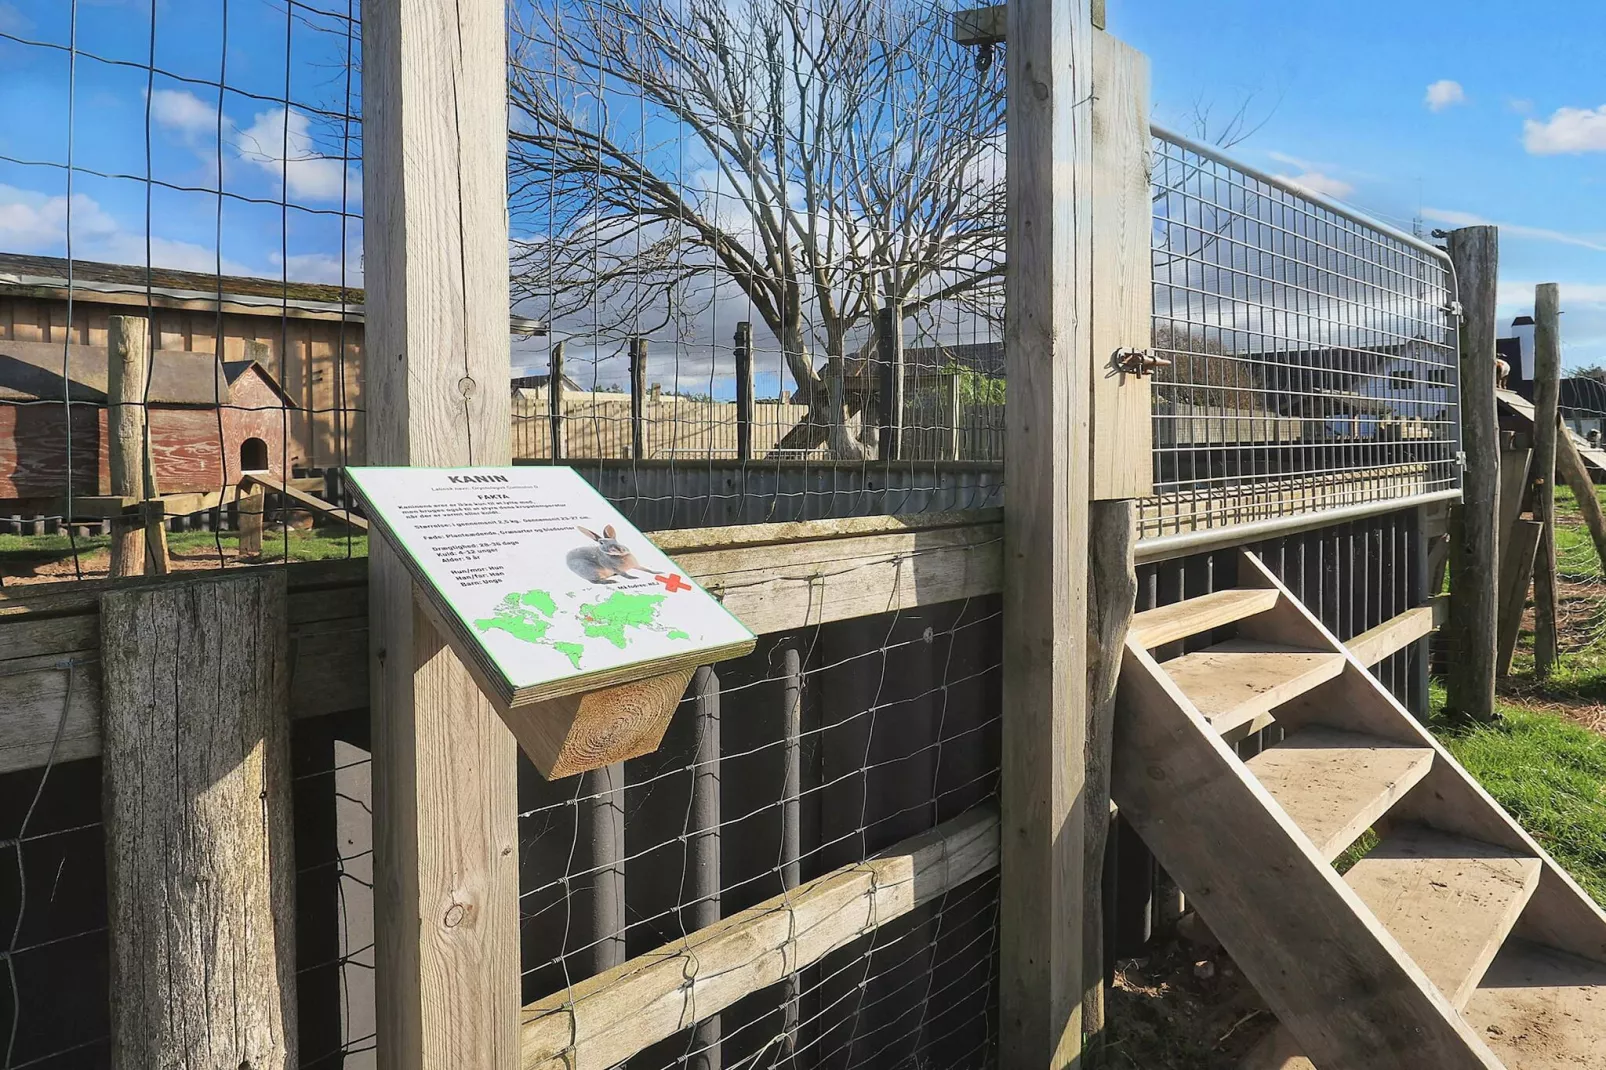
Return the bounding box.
[519,805,999,1070]
[1346,597,1446,668]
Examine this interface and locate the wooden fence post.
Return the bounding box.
[1001,0,1094,1066]
[107,315,148,577]
[102,571,294,1069]
[363,0,520,1065]
[877,302,904,462]
[944,370,963,461]
[1532,283,1561,676]
[1445,225,1499,722]
[630,336,647,459]
[549,340,566,463]
[240,488,266,556]
[734,322,754,460]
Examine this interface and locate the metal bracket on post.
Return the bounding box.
[1113,348,1170,378]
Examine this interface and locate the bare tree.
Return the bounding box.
[507,0,1004,457]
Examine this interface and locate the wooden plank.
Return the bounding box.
[520,805,999,1070]
[1114,639,1502,1068]
[1496,519,1542,675]
[1445,226,1500,722]
[1130,588,1280,649]
[242,472,369,531]
[0,650,102,770]
[1245,727,1435,860]
[1000,0,1094,1061]
[877,302,905,462]
[362,0,519,1063]
[1498,448,1531,559]
[1348,603,1439,668]
[1345,826,1539,1008]
[101,571,294,1068]
[732,324,753,461]
[1160,640,1346,733]
[1464,940,1606,1069]
[106,315,147,577]
[1532,283,1561,677]
[240,488,265,555]
[1090,31,1153,499]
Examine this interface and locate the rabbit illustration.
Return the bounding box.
[566,525,646,584]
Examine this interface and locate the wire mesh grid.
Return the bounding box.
[0,0,366,585]
[505,0,1007,524]
[1143,126,1462,540]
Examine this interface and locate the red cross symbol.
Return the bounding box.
[654,573,690,593]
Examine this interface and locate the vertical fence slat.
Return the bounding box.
[1532,283,1561,676]
[102,571,295,1069]
[878,302,904,462]
[734,322,754,461]
[550,340,567,463]
[362,0,520,1064]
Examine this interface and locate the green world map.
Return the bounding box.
[473,588,690,670]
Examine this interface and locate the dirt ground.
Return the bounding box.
[1106,937,1277,1068]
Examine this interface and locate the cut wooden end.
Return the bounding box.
[502,667,697,779]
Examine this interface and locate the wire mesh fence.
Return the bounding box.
[1142,126,1461,540]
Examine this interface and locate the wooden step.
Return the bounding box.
[1346,825,1541,1008]
[1246,727,1435,861]
[1463,939,1606,1068]
[1130,588,1281,650]
[1160,640,1346,734]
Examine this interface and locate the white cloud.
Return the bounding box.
[1273,170,1354,200]
[1524,105,1606,155]
[149,88,219,139]
[0,2,30,33]
[1422,207,1606,253]
[1425,80,1466,112]
[270,250,364,287]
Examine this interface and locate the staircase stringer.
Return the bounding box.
[1234,550,1606,965]
[1113,637,1503,1070]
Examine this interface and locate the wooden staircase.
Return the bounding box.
[1112,551,1606,1070]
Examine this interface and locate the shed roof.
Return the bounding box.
[0,338,291,406]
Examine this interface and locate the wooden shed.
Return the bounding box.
[0,338,293,507]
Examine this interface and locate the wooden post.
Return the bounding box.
[363,0,520,1065]
[1444,226,1499,723]
[240,488,266,556]
[944,370,963,461]
[877,302,904,462]
[1532,283,1561,676]
[629,336,647,459]
[1001,0,1093,1065]
[734,322,754,461]
[101,571,294,1069]
[107,315,148,577]
[1496,519,1542,675]
[549,340,566,463]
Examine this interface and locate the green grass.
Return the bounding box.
[1428,686,1606,907]
[0,528,366,564]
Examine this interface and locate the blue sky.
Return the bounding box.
[1,0,1602,374]
[1112,0,1606,367]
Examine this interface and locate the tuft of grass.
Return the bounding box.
[1428,687,1606,907]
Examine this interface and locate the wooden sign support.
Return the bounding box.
[501,668,697,779]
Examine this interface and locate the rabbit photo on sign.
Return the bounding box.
[566,525,647,584]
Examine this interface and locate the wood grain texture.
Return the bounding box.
[106,315,146,577]
[1532,283,1561,676]
[1001,0,1093,1061]
[1496,519,1542,676]
[1113,639,1503,1069]
[1347,603,1439,668]
[1445,226,1500,723]
[1089,31,1153,499]
[100,571,295,1069]
[1160,640,1345,733]
[1464,940,1606,1069]
[1129,588,1279,650]
[1084,499,1135,1056]
[362,0,519,1064]
[501,667,694,779]
[519,805,999,1070]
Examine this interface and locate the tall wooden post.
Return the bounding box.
[1532,283,1561,676]
[1445,226,1499,723]
[733,322,754,461]
[362,0,519,1066]
[629,336,647,459]
[1001,0,1094,1066]
[877,302,904,462]
[102,572,295,1069]
[549,340,566,463]
[107,315,148,577]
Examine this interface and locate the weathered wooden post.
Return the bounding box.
[363,0,520,1065]
[877,302,904,462]
[630,336,647,459]
[733,322,754,460]
[998,0,1095,1062]
[1444,226,1499,722]
[549,340,566,463]
[106,315,148,577]
[102,571,295,1069]
[240,488,266,555]
[1532,283,1561,676]
[943,370,963,461]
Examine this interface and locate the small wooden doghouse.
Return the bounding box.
[0,338,293,510]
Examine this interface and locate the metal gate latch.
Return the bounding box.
[1114,348,1170,377]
